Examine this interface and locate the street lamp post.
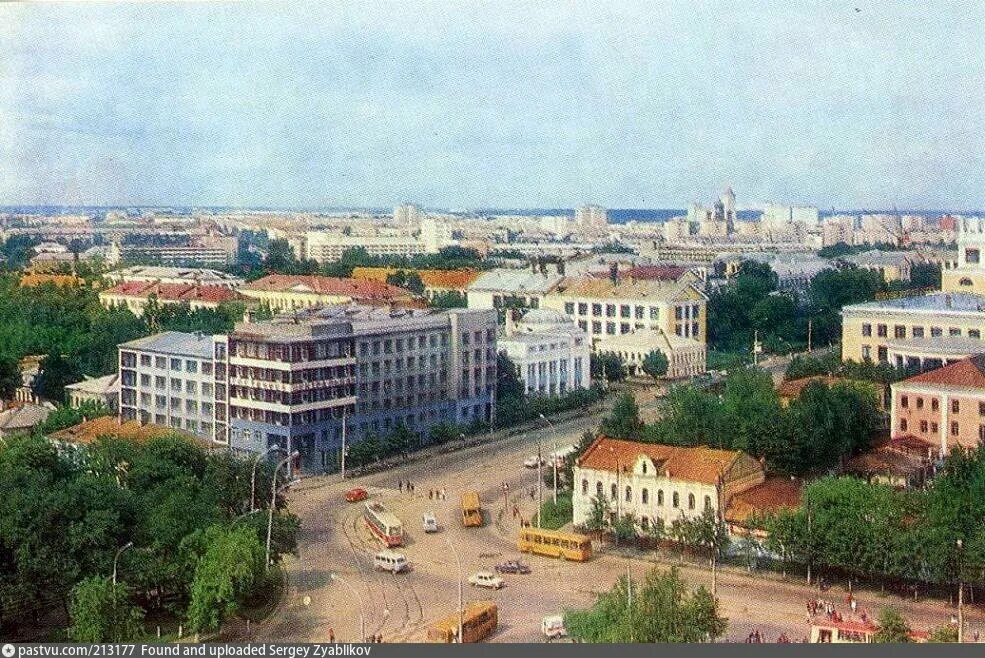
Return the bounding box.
[112,541,134,587]
[331,573,366,642]
[536,431,543,528]
[266,451,299,570]
[251,445,286,513]
[957,539,964,644]
[538,414,559,504]
[444,536,464,643]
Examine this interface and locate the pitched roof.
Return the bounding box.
[900,354,985,389]
[576,435,744,485]
[242,274,411,301]
[49,416,203,446]
[0,403,52,431]
[350,267,480,290]
[100,281,242,304]
[725,478,802,525]
[554,276,706,302]
[777,375,845,399]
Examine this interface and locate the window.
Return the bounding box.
[916,397,924,410]
[635,306,644,320]
[951,421,960,436]
[960,277,974,286]
[931,422,939,433]
[625,486,632,503]
[597,481,603,497]
[606,322,616,335]
[979,401,985,416]
[862,323,872,337]
[912,327,924,338]
[606,304,615,318]
[979,425,985,444]
[952,400,960,414]
[894,325,906,339]
[688,493,695,510]
[155,356,166,369]
[931,327,942,338]
[950,328,962,337]
[657,490,664,506]
[140,354,151,366]
[185,360,197,373]
[877,324,887,338]
[171,358,182,371]
[704,495,712,511]
[578,303,588,315]
[971,329,982,339]
[672,492,679,508]
[620,305,630,318]
[582,479,589,495]
[901,395,908,408]
[931,399,939,412]
[649,307,659,320]
[920,420,928,433]
[900,419,908,432]
[592,303,602,317]
[642,488,649,504]
[611,483,617,501]
[966,248,980,264]
[565,302,575,315]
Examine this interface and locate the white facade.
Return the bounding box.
[393,203,421,225]
[118,332,217,442]
[498,309,591,397]
[575,204,608,229]
[305,232,427,262]
[104,266,245,288]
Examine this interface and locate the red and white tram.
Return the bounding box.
[364,501,403,547]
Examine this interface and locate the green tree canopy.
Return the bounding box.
[641,350,669,379]
[67,575,144,643]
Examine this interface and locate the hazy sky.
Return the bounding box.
[1,2,983,210]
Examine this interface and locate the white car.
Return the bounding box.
[422,512,438,533]
[523,455,545,469]
[468,571,505,589]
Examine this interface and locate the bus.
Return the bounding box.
[364,501,403,547]
[462,491,482,527]
[428,602,498,643]
[518,527,592,561]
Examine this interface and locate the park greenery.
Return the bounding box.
[600,368,881,475]
[0,274,246,403]
[590,352,627,383]
[564,566,727,643]
[0,433,299,640]
[764,447,985,593]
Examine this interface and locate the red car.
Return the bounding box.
[345,487,368,502]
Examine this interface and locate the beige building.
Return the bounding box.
[239,274,416,311]
[542,275,707,345]
[595,328,705,379]
[572,436,765,534]
[841,293,985,364]
[942,216,985,295]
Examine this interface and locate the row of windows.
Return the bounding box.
[899,418,962,437]
[861,323,981,340]
[358,333,450,356]
[565,301,661,321]
[135,374,214,396]
[582,479,713,511]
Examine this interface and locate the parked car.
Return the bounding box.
[523,455,545,469]
[468,571,505,589]
[422,512,438,533]
[345,487,368,502]
[495,560,531,574]
[542,615,567,640]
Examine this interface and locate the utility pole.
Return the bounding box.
[807,318,813,353]
[957,538,965,644]
[340,410,347,480]
[536,435,543,528]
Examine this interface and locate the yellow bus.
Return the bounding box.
[428,602,498,643]
[462,491,482,527]
[518,527,592,561]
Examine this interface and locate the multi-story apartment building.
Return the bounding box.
[942,216,985,296]
[118,332,217,441]
[542,275,707,344]
[305,232,427,262]
[211,305,497,471]
[498,309,590,396]
[891,355,985,453]
[104,266,245,288]
[841,292,985,366]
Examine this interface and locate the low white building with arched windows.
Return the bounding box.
[572,435,765,534]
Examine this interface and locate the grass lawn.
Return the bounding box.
[534,491,573,530]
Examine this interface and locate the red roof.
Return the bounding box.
[777,375,845,398]
[576,435,745,485]
[900,354,985,389]
[102,282,241,304]
[626,265,688,281]
[243,274,411,301]
[725,478,802,525]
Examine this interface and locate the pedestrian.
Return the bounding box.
[398,481,403,493]
[441,487,447,500]
[850,598,857,614]
[973,630,979,643]
[429,488,434,500]
[329,628,335,643]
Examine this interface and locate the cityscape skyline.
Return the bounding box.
[2,2,984,210]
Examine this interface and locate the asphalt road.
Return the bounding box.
[262,370,982,644]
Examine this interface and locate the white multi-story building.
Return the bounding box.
[118,332,217,441]
[575,204,608,229]
[393,203,421,225]
[498,309,590,397]
[822,215,856,247]
[305,232,427,262]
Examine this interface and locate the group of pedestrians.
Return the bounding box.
[429,487,447,500]
[398,479,414,493]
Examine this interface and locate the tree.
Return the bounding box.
[184,524,265,633]
[32,352,83,403]
[872,607,911,643]
[35,401,111,437]
[0,353,20,400]
[429,290,467,308]
[641,350,669,379]
[599,392,643,439]
[591,352,626,383]
[928,624,958,643]
[584,496,609,533]
[67,575,144,642]
[564,566,726,643]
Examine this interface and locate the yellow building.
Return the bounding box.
[942,217,985,295]
[238,274,415,311]
[541,275,707,345]
[841,292,985,365]
[350,267,479,299]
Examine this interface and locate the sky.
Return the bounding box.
[0,1,983,210]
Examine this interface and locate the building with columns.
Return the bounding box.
[891,355,985,452]
[497,309,591,397]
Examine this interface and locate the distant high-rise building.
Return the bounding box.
[575,204,608,229]
[393,203,420,225]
